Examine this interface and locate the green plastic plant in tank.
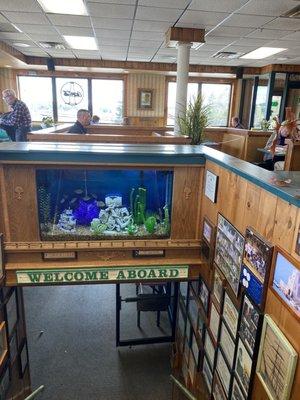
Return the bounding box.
[127,221,138,235]
[90,219,107,235]
[177,94,210,145]
[145,216,156,234]
[130,187,147,225]
[38,186,51,225]
[162,205,170,234]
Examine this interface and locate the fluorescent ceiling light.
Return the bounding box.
[241,47,287,59]
[37,0,87,15]
[64,35,98,50]
[13,42,31,47]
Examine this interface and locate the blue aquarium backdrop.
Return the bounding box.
[36,168,173,241]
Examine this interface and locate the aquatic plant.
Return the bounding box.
[162,205,170,233]
[38,186,51,224]
[73,199,99,225]
[90,218,107,235]
[127,222,138,235]
[145,216,156,234]
[130,187,147,225]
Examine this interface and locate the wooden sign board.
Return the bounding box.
[16,265,189,285]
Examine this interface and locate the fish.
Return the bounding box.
[60,199,65,204]
[74,189,83,194]
[91,193,98,199]
[97,201,105,207]
[70,198,77,204]
[83,196,91,201]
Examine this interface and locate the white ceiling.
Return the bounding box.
[0,0,299,67]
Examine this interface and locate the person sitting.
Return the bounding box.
[91,115,100,124]
[231,116,245,129]
[0,89,31,141]
[68,109,91,134]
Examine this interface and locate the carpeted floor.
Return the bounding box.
[23,284,173,400]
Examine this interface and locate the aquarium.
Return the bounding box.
[36,168,173,241]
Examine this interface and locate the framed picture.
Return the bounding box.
[197,313,205,342]
[0,322,8,366]
[202,355,213,393]
[190,279,199,296]
[216,348,231,395]
[212,268,224,310]
[202,241,212,263]
[271,247,300,320]
[190,331,199,364]
[0,363,10,400]
[204,170,219,203]
[223,292,239,338]
[180,281,188,304]
[209,302,220,343]
[177,304,186,338]
[188,287,199,330]
[231,377,247,400]
[137,88,153,109]
[204,330,216,369]
[203,217,215,246]
[219,321,236,368]
[242,228,273,307]
[256,315,298,400]
[215,214,244,296]
[199,279,209,314]
[239,294,261,357]
[0,234,4,282]
[241,264,265,310]
[234,339,252,395]
[5,290,18,337]
[212,372,227,400]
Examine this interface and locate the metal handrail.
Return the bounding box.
[24,385,45,400]
[170,375,197,400]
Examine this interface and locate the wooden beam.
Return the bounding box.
[165,27,205,47]
[0,40,27,63]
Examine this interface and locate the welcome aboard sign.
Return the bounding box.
[16,265,189,285]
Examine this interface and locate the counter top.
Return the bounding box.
[0,142,299,207]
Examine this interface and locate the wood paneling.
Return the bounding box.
[171,167,203,239]
[3,166,40,241]
[0,68,18,112]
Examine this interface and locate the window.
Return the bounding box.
[253,85,268,128]
[56,78,88,122]
[201,83,231,127]
[92,79,123,123]
[167,82,231,127]
[167,82,199,126]
[18,76,53,122]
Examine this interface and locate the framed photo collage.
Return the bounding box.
[175,213,299,399]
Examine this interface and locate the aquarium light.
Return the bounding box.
[37,0,87,15]
[241,47,287,59]
[63,36,98,51]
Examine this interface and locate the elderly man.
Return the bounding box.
[68,109,91,134]
[0,89,31,141]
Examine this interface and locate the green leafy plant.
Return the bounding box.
[177,94,210,145]
[41,116,54,128]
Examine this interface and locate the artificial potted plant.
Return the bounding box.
[177,94,210,144]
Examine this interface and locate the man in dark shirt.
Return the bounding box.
[68,109,91,134]
[0,89,32,141]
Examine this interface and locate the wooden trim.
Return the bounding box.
[0,41,26,63]
[16,69,126,80]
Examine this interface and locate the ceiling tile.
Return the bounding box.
[224,44,257,53]
[95,29,131,39]
[281,31,300,41]
[263,17,300,31]
[189,0,248,13]
[127,55,152,61]
[16,24,57,35]
[47,14,91,27]
[98,38,129,46]
[247,28,292,39]
[0,0,41,12]
[208,26,254,37]
[232,37,270,47]
[130,39,163,48]
[56,27,94,36]
[131,30,164,41]
[91,17,132,30]
[129,47,157,55]
[264,39,300,50]
[0,14,8,23]
[99,45,128,52]
[135,6,183,22]
[28,33,63,42]
[238,0,297,17]
[73,50,101,59]
[87,3,135,19]
[45,49,75,58]
[88,0,136,3]
[4,39,38,48]
[222,13,274,28]
[0,32,28,40]
[22,49,48,56]
[204,36,236,46]
[178,10,229,26]
[198,44,226,52]
[133,20,171,32]
[102,54,126,60]
[2,11,50,25]
[140,0,190,8]
[156,48,177,56]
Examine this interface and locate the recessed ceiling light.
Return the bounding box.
[13,42,31,47]
[277,57,289,61]
[63,36,97,50]
[37,0,87,15]
[4,65,12,68]
[241,47,287,59]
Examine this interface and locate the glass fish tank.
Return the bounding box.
[36,168,173,241]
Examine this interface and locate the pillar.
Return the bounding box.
[174,42,191,135]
